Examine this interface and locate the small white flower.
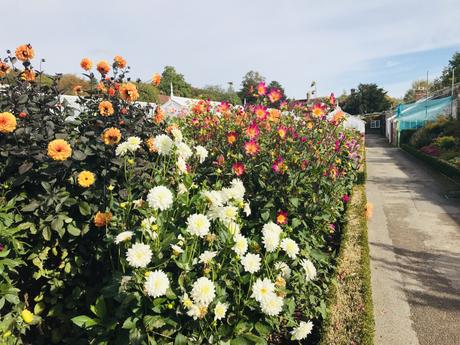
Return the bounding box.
[115,231,134,244]
[141,216,156,231]
[126,136,141,151]
[251,278,275,303]
[115,142,130,156]
[202,191,223,207]
[177,183,188,195]
[126,243,152,268]
[214,302,228,321]
[176,142,193,160]
[291,321,313,341]
[243,202,251,216]
[186,303,207,319]
[147,186,174,211]
[260,294,283,316]
[218,205,238,223]
[195,145,208,163]
[154,134,174,155]
[226,221,240,235]
[300,259,317,281]
[241,253,261,273]
[233,234,248,256]
[262,222,282,252]
[186,214,211,237]
[177,157,187,175]
[275,262,291,279]
[171,244,184,254]
[144,270,170,298]
[229,178,245,201]
[199,251,217,264]
[191,277,216,306]
[280,238,300,259]
[171,128,183,143]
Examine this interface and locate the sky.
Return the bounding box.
[3,0,460,99]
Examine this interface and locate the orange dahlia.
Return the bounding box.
[93,211,112,227]
[145,137,157,153]
[98,101,114,116]
[21,69,35,82]
[151,73,161,86]
[96,60,110,75]
[119,83,139,102]
[114,55,127,69]
[77,171,95,188]
[80,58,93,71]
[0,112,17,133]
[101,127,122,145]
[153,106,165,124]
[96,81,107,93]
[227,131,237,144]
[15,44,35,61]
[0,62,11,77]
[47,139,72,161]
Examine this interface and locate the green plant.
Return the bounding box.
[435,135,458,150]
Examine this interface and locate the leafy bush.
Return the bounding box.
[1,44,361,344]
[434,135,458,150]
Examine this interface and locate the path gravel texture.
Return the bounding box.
[365,134,460,345]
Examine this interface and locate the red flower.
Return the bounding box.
[330,93,335,105]
[232,162,245,176]
[272,156,287,174]
[342,195,350,203]
[253,105,268,121]
[244,140,260,156]
[268,88,282,103]
[257,82,267,96]
[246,122,260,139]
[276,211,288,225]
[227,131,238,144]
[217,101,231,113]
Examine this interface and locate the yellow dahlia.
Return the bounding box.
[119,82,139,102]
[0,112,17,133]
[98,101,114,116]
[15,44,35,61]
[102,127,122,145]
[77,171,95,188]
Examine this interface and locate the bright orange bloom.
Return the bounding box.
[0,112,17,133]
[268,109,280,123]
[276,211,288,225]
[227,131,237,144]
[332,110,345,124]
[257,82,267,96]
[244,140,260,156]
[98,101,114,116]
[108,87,116,96]
[47,139,72,161]
[312,104,324,118]
[268,88,282,103]
[93,211,112,227]
[152,73,161,86]
[145,137,157,153]
[22,69,35,82]
[153,106,165,124]
[77,171,96,188]
[114,55,127,69]
[246,122,260,139]
[119,82,139,102]
[96,60,110,75]
[254,105,268,121]
[102,127,122,145]
[80,58,93,71]
[15,44,35,61]
[277,126,287,139]
[0,62,11,77]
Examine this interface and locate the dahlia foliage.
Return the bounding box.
[0,44,361,344]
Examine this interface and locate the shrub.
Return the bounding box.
[434,135,458,150]
[1,44,361,344]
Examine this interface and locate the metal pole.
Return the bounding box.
[451,67,455,116]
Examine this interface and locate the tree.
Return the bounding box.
[191,85,242,104]
[157,66,192,97]
[137,82,160,103]
[57,74,89,94]
[238,71,265,104]
[403,80,432,103]
[432,51,460,90]
[342,83,391,115]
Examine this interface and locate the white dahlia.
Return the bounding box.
[280,238,300,259]
[199,250,217,264]
[214,302,228,321]
[171,128,183,143]
[176,142,193,160]
[186,214,211,237]
[260,294,283,316]
[233,234,248,256]
[262,222,282,252]
[241,253,261,273]
[195,145,208,163]
[126,136,141,151]
[251,278,275,303]
[154,134,174,155]
[144,270,170,298]
[275,262,291,279]
[291,321,313,341]
[300,259,317,281]
[115,231,134,244]
[191,277,216,306]
[147,186,174,211]
[126,243,152,268]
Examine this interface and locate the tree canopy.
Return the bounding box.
[238,70,265,104]
[432,51,460,90]
[403,79,431,103]
[342,83,391,115]
[157,66,192,97]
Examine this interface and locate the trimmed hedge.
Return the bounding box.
[401,144,460,182]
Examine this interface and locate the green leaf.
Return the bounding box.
[243,333,267,344]
[144,315,166,330]
[79,202,91,216]
[230,336,251,345]
[22,200,40,212]
[73,150,87,161]
[174,333,187,345]
[67,224,81,236]
[71,315,98,328]
[254,322,272,337]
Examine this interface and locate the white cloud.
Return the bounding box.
[2,0,460,98]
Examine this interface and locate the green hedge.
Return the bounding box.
[401,144,460,181]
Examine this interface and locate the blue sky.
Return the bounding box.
[3,0,460,99]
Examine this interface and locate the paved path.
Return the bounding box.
[365,134,460,345]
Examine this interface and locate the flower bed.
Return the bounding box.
[0,45,362,344]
